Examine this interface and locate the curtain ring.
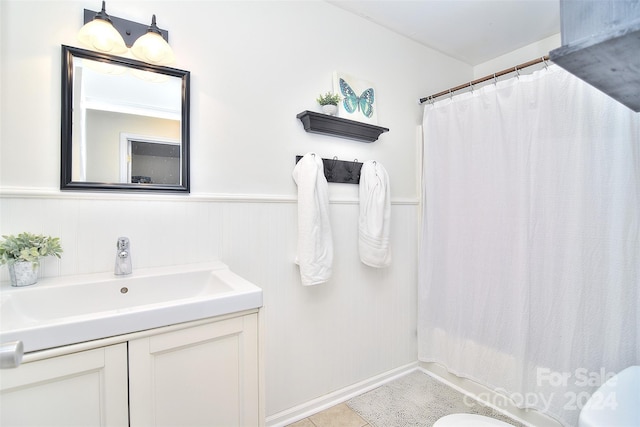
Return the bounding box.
[542,56,549,70]
[515,66,521,79]
[449,89,453,99]
[493,73,497,85]
[469,82,474,93]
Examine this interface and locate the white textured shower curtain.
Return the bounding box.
[419,65,639,427]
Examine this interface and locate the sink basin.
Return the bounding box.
[0,262,262,353]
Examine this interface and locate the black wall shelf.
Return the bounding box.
[296,110,389,143]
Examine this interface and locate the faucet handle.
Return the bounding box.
[115,237,132,276]
[117,237,130,251]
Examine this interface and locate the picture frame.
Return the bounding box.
[333,72,378,125]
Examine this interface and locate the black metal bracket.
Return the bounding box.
[296,156,363,184]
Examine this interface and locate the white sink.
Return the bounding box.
[0,262,262,353]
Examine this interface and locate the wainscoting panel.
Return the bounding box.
[0,194,224,278]
[220,201,418,416]
[0,193,418,419]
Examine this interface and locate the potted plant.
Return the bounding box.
[0,232,63,287]
[316,92,341,115]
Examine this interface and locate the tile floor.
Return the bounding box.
[287,403,369,427]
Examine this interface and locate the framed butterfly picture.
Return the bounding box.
[332,72,378,124]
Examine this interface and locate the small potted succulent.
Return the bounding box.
[316,92,341,115]
[0,232,63,287]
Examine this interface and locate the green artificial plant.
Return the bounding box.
[0,232,63,268]
[316,92,342,106]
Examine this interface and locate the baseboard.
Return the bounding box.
[265,361,419,427]
[418,362,562,427]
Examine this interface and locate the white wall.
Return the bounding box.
[1,0,470,199]
[0,0,472,419]
[473,33,561,78]
[420,34,560,105]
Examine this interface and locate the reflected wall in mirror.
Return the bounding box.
[61,45,190,192]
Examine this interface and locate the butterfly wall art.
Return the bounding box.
[332,72,378,124]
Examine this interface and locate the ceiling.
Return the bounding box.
[327,0,561,65]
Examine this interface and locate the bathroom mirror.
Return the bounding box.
[61,45,190,192]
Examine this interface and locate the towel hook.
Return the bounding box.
[330,156,338,169]
[345,158,359,182]
[325,156,338,180]
[354,159,362,181]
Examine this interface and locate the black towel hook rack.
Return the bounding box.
[295,155,364,184]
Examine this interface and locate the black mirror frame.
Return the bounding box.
[60,45,190,193]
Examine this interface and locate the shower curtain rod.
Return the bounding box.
[419,55,550,104]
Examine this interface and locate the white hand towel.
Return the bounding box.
[359,160,391,267]
[292,153,333,285]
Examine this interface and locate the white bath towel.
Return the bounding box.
[292,153,333,285]
[359,160,391,267]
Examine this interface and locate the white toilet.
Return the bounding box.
[578,365,639,427]
[433,365,640,427]
[433,413,514,426]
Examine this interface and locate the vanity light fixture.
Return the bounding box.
[78,3,174,65]
[131,15,176,66]
[77,1,127,54]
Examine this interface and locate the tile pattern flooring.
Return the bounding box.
[287,403,369,427]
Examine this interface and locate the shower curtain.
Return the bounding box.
[419,65,639,427]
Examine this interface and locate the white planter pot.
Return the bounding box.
[321,104,338,115]
[8,261,39,287]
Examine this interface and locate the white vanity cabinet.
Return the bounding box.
[0,311,262,427]
[0,343,129,426]
[129,312,260,426]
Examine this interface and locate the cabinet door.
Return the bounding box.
[0,343,129,427]
[129,313,259,427]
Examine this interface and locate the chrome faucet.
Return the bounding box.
[114,237,132,275]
